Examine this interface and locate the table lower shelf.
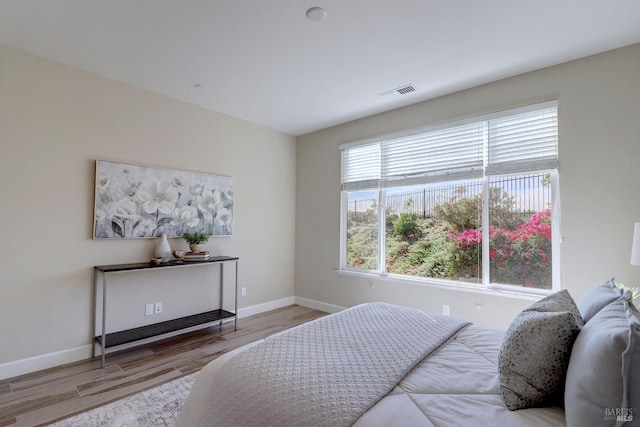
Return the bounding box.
[95,309,236,348]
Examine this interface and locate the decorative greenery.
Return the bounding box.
[181,231,209,245]
[617,283,640,302]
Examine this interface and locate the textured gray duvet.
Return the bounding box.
[176,303,566,426]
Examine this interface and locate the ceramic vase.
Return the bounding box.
[155,233,171,262]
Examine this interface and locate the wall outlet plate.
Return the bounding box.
[145,304,154,316]
[442,304,450,316]
[155,302,163,314]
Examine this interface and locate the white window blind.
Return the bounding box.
[341,102,558,190]
[341,143,381,190]
[382,122,484,187]
[487,106,558,175]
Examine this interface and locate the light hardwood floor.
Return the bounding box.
[0,305,327,427]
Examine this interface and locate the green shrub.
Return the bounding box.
[347,224,378,269]
[387,219,458,279]
[433,193,480,231]
[433,187,521,231]
[392,212,420,239]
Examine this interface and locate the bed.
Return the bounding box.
[176,280,639,427]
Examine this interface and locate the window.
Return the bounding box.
[340,101,559,292]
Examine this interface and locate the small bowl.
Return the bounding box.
[172,250,186,263]
[172,250,186,259]
[150,257,163,265]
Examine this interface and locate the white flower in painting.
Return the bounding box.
[115,182,140,200]
[197,190,221,214]
[108,199,139,220]
[95,207,108,221]
[97,173,111,188]
[133,218,156,237]
[222,190,234,208]
[214,208,232,228]
[171,206,200,228]
[137,179,179,214]
[172,175,187,188]
[189,183,205,197]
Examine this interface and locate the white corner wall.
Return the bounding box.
[295,43,640,329]
[0,44,297,378]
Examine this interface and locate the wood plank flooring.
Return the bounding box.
[0,305,327,427]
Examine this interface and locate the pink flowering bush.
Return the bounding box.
[451,228,482,281]
[451,209,552,288]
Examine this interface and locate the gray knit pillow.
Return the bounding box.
[498,290,583,410]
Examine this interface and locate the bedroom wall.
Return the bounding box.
[295,43,640,329]
[0,44,296,377]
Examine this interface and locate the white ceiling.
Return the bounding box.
[1,1,640,136]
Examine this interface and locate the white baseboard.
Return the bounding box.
[0,345,93,381]
[294,297,345,314]
[0,296,307,381]
[236,296,296,318]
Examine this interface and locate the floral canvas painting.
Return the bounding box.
[93,160,233,238]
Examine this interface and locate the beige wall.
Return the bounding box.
[4,41,640,379]
[0,45,297,375]
[295,44,640,328]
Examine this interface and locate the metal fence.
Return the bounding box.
[349,173,552,219]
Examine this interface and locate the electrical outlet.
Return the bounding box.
[241,287,247,297]
[155,302,163,314]
[442,304,450,316]
[145,303,154,316]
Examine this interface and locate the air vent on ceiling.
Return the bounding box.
[378,84,416,97]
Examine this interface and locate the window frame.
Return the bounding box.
[339,101,560,295]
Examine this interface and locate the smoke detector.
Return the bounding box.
[306,7,327,21]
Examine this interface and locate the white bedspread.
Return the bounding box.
[353,325,566,426]
[176,303,470,427]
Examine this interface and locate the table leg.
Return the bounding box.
[101,273,107,368]
[234,260,238,330]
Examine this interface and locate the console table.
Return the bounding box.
[93,256,238,368]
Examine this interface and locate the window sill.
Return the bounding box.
[336,269,550,302]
